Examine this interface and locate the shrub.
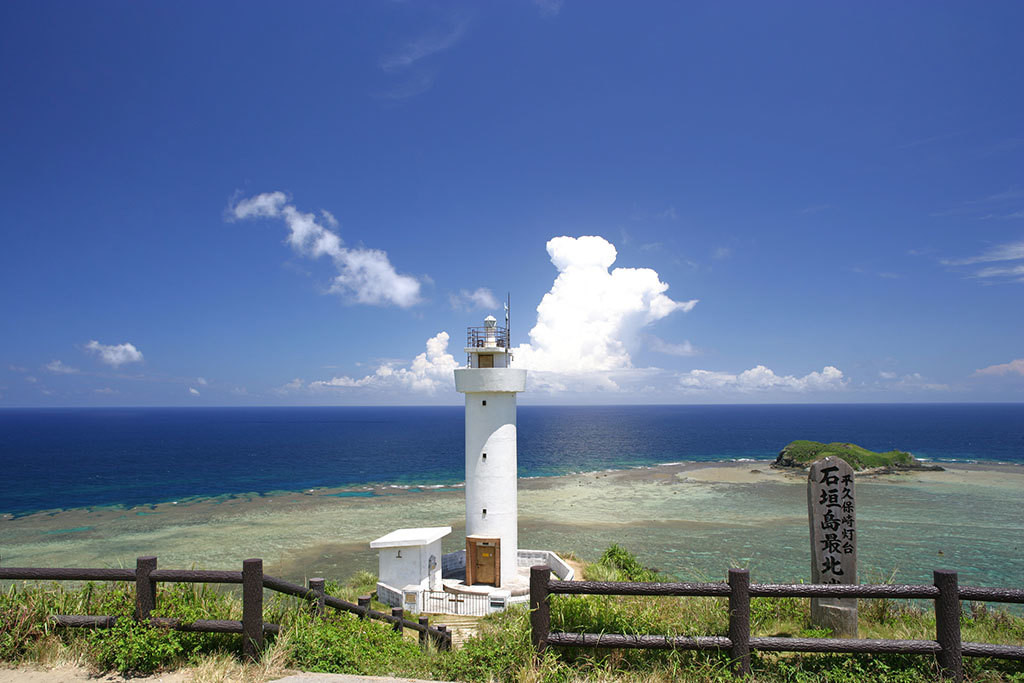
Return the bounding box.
[90,618,183,675]
[285,610,422,676]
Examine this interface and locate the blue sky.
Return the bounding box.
[1,1,1022,406]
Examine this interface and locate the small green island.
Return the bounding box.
[772,440,944,472]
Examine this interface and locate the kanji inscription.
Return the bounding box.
[807,456,858,636]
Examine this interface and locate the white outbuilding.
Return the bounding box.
[370,526,451,613]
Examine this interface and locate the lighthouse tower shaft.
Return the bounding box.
[454,316,526,587]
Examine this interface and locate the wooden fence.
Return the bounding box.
[529,566,1024,681]
[0,556,452,659]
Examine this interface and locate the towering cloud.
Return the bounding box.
[230,192,421,308]
[515,236,697,375]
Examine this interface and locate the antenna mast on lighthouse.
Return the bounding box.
[504,293,511,360]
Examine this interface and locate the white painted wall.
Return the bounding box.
[378,545,423,590]
[463,387,519,585]
[377,537,443,591]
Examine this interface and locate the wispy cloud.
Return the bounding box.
[450,287,499,311]
[230,192,422,307]
[974,358,1024,377]
[188,387,200,396]
[655,206,677,221]
[377,16,470,99]
[376,70,437,101]
[941,240,1024,266]
[274,378,304,395]
[978,210,1024,221]
[380,18,469,72]
[973,264,1024,280]
[877,371,949,392]
[940,239,1024,284]
[648,336,699,357]
[45,359,79,374]
[534,0,564,17]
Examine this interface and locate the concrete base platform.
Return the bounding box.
[440,564,534,597]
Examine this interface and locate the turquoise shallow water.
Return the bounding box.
[2,461,1022,599]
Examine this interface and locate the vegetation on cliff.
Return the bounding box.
[773,439,942,471]
[2,547,1018,681]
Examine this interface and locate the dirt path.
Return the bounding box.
[0,665,189,682]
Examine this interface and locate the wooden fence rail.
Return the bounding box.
[0,556,452,659]
[529,566,1024,682]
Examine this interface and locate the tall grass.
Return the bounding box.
[2,547,1023,681]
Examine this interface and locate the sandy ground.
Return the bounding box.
[0,665,189,682]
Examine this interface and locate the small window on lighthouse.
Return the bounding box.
[478,354,494,368]
[482,508,487,516]
[482,453,487,460]
[482,400,487,406]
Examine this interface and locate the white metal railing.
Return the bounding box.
[423,590,491,616]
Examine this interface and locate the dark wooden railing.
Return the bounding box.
[0,556,451,659]
[529,566,1024,681]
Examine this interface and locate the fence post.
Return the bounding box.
[358,594,371,620]
[934,570,963,681]
[391,607,404,633]
[418,616,430,648]
[135,556,157,621]
[728,568,751,677]
[242,559,264,661]
[437,624,451,651]
[530,565,551,656]
[308,577,325,618]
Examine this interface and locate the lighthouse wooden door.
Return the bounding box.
[466,537,501,587]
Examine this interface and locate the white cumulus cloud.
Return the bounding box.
[515,236,697,380]
[85,341,143,367]
[230,192,421,307]
[679,365,846,392]
[310,332,459,394]
[188,387,200,396]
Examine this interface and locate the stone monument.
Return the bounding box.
[807,456,858,637]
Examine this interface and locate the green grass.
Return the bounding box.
[778,439,918,470]
[2,546,1022,681]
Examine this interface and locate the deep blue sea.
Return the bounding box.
[1,403,1022,517]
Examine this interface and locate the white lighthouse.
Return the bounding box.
[371,307,573,615]
[454,314,526,587]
